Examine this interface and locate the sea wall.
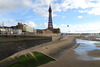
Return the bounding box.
[0,35,52,61]
[0,35,82,67]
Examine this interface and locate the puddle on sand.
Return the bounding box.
[74,39,100,61]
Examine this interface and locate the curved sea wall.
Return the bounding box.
[0,35,52,61]
[0,35,82,67]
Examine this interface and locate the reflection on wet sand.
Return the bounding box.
[74,39,100,61]
[40,36,100,67]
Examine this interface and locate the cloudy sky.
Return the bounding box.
[0,0,100,33]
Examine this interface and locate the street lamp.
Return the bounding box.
[67,25,70,34]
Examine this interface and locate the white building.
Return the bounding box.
[0,28,5,31]
[0,28,5,34]
[13,29,22,35]
[0,27,22,35]
[23,24,36,33]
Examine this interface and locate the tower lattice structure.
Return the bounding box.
[48,6,53,31]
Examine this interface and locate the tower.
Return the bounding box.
[48,5,53,31]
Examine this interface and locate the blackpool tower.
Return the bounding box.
[48,5,53,31]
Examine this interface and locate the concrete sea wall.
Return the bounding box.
[0,35,52,61]
[0,35,82,67]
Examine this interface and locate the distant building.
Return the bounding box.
[0,28,5,32]
[0,28,5,34]
[0,22,36,35]
[17,23,23,29]
[48,6,53,31]
[37,29,53,34]
[47,5,60,33]
[26,27,36,33]
[53,28,60,33]
[23,24,27,32]
[37,29,43,34]
[13,29,22,35]
[0,26,22,35]
[12,23,36,33]
[23,24,36,33]
[36,5,60,34]
[11,22,23,29]
[43,29,53,34]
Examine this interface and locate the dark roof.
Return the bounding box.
[0,26,11,28]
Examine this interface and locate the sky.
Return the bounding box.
[0,0,100,33]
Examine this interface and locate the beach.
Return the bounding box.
[39,35,100,67]
[2,35,100,67]
[3,35,100,67]
[0,35,81,67]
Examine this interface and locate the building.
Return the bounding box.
[23,24,27,32]
[25,27,36,33]
[0,28,5,34]
[12,23,36,34]
[0,22,37,35]
[53,28,60,33]
[37,29,43,34]
[13,29,22,35]
[48,6,53,31]
[17,23,23,29]
[23,24,36,33]
[43,29,53,34]
[0,26,22,35]
[36,5,60,34]
[37,29,53,34]
[11,22,23,29]
[48,5,60,33]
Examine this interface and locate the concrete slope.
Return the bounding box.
[0,35,81,67]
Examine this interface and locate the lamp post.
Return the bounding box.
[67,25,70,34]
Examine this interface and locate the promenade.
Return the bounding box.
[0,35,81,67]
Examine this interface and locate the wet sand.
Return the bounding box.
[94,43,100,47]
[39,49,100,67]
[39,36,100,67]
[80,35,100,41]
[88,49,100,57]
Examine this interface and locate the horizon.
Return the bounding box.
[0,0,100,33]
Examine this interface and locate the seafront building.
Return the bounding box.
[0,23,36,35]
[37,29,53,34]
[23,24,36,34]
[0,26,22,35]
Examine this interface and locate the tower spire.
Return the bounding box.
[48,5,53,31]
[49,5,52,12]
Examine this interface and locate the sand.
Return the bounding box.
[0,35,81,67]
[39,48,100,67]
[88,49,100,57]
[80,35,100,41]
[39,35,100,67]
